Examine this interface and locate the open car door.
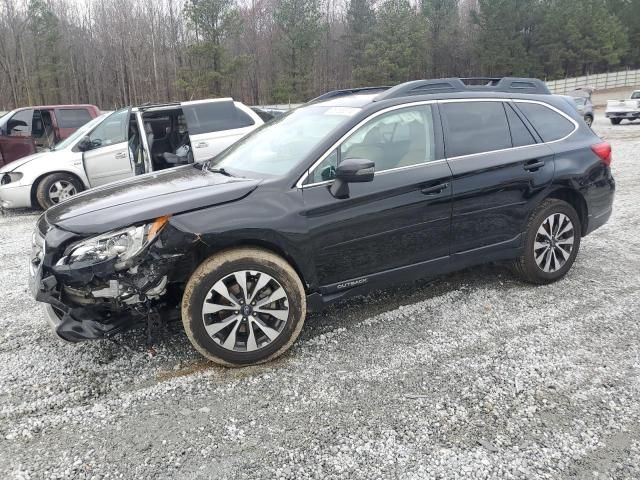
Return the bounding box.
[83,109,134,187]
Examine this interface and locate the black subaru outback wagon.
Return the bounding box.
[30,78,615,366]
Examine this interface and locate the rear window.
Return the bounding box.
[184,101,255,135]
[515,102,575,142]
[441,101,511,157]
[56,109,92,128]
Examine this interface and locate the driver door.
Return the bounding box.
[83,109,133,187]
[302,104,453,288]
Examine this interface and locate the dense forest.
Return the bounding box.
[0,0,638,109]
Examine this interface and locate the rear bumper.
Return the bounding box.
[606,112,640,119]
[585,206,613,236]
[0,183,32,209]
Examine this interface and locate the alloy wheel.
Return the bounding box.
[201,270,289,352]
[534,213,575,273]
[48,181,77,203]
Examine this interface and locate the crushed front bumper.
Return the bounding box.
[42,302,136,342]
[32,265,143,342]
[30,219,196,342]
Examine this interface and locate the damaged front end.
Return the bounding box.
[30,215,199,342]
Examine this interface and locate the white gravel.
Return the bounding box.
[1,115,639,479]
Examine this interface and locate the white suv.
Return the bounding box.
[0,98,263,210]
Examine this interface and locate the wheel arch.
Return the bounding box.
[30,171,86,209]
[194,238,315,294]
[545,187,589,236]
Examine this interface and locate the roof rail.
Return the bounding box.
[308,86,390,103]
[374,77,550,101]
[137,101,182,109]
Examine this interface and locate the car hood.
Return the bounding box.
[0,151,52,173]
[45,165,262,234]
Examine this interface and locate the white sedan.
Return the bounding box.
[0,98,263,210]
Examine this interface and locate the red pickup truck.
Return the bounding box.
[0,104,101,167]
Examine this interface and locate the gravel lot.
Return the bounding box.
[1,115,639,479]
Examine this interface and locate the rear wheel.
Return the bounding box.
[513,199,581,284]
[584,115,593,127]
[35,173,83,210]
[181,248,306,367]
[610,118,622,125]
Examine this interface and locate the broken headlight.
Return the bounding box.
[58,216,169,270]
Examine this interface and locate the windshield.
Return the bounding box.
[0,109,17,127]
[208,105,360,177]
[52,113,109,151]
[632,91,640,99]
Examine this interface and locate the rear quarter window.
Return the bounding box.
[55,109,93,128]
[184,101,255,135]
[515,102,576,142]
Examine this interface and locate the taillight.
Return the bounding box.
[591,142,612,166]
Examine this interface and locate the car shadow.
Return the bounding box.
[0,207,40,218]
[95,261,517,379]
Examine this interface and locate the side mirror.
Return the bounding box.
[329,158,374,199]
[77,136,92,152]
[8,120,28,135]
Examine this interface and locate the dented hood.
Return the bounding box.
[45,165,261,234]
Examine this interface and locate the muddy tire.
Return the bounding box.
[182,247,306,367]
[513,199,581,285]
[35,173,83,210]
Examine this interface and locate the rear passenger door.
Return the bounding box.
[441,100,555,255]
[182,100,262,162]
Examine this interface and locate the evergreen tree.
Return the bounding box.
[181,0,244,98]
[472,0,541,77]
[345,0,376,85]
[537,0,627,78]
[273,0,322,102]
[421,0,460,77]
[355,0,425,85]
[28,0,63,103]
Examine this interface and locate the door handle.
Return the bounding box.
[195,142,208,149]
[524,159,545,171]
[115,152,127,159]
[420,183,449,195]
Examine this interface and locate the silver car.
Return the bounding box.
[0,99,263,210]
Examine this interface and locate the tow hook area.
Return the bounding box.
[146,309,165,347]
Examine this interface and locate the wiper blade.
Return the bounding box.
[209,167,234,177]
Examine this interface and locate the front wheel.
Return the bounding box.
[513,199,581,284]
[35,173,83,210]
[181,248,306,367]
[584,115,593,127]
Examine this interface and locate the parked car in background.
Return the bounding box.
[606,90,640,124]
[570,88,594,127]
[29,77,615,366]
[0,104,100,167]
[0,98,263,210]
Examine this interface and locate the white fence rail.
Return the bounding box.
[546,69,640,94]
